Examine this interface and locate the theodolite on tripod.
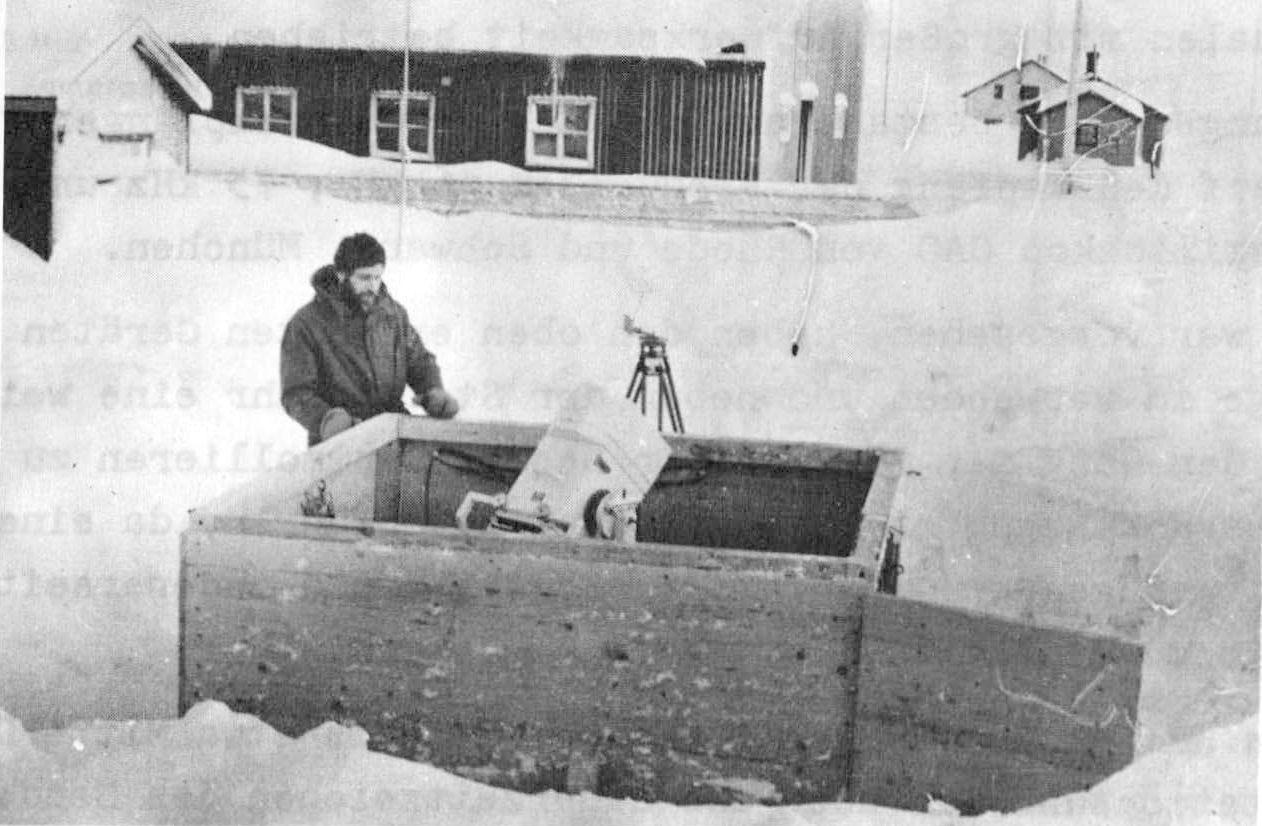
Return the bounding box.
[623,315,684,434]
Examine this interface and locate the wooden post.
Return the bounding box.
[881,0,895,128]
[1062,0,1083,193]
[397,0,411,258]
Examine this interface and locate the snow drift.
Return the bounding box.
[1,703,1254,825]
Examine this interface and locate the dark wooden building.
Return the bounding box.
[1017,52,1168,169]
[173,45,766,180]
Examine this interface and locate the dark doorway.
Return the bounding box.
[5,100,56,260]
[795,100,814,182]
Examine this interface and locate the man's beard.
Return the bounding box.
[341,281,379,312]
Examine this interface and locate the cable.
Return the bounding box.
[785,219,819,356]
[1021,97,1127,139]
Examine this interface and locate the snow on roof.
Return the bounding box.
[959,59,1067,98]
[1027,79,1150,120]
[6,17,212,110]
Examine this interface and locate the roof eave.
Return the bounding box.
[131,23,213,111]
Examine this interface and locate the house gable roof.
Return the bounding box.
[960,59,1066,98]
[1021,78,1165,120]
[6,17,212,110]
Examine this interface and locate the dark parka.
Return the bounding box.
[281,266,445,445]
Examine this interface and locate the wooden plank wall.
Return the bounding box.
[639,63,763,179]
[181,529,865,804]
[849,594,1142,813]
[180,525,1142,811]
[172,45,763,178]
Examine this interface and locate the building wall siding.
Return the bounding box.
[1032,92,1142,166]
[1139,106,1167,167]
[964,63,1065,124]
[174,45,765,180]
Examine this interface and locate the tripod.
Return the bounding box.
[625,333,684,433]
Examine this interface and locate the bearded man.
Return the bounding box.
[280,232,459,445]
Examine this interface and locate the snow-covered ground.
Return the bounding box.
[3,10,1260,819]
[1,701,1254,824]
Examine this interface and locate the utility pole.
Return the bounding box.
[1016,25,1025,110]
[881,0,895,127]
[1062,0,1083,193]
[397,0,412,258]
[1253,2,1261,129]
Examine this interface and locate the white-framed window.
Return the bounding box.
[525,95,596,170]
[235,86,297,136]
[370,91,436,161]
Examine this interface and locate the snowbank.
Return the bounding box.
[0,703,1254,825]
[190,115,539,181]
[189,115,404,177]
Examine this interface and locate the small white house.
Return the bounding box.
[4,18,212,258]
[960,59,1065,124]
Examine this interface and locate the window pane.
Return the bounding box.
[406,125,429,154]
[377,97,399,125]
[1076,124,1099,150]
[406,98,429,126]
[532,132,557,157]
[241,117,265,131]
[376,125,399,153]
[269,93,292,121]
[268,119,291,135]
[241,92,264,120]
[535,102,554,127]
[564,102,589,131]
[563,133,588,159]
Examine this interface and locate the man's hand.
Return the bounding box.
[319,407,359,441]
[419,388,459,419]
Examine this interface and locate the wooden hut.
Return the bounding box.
[1018,52,1168,168]
[181,413,1143,813]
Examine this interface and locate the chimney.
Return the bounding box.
[1086,46,1099,78]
